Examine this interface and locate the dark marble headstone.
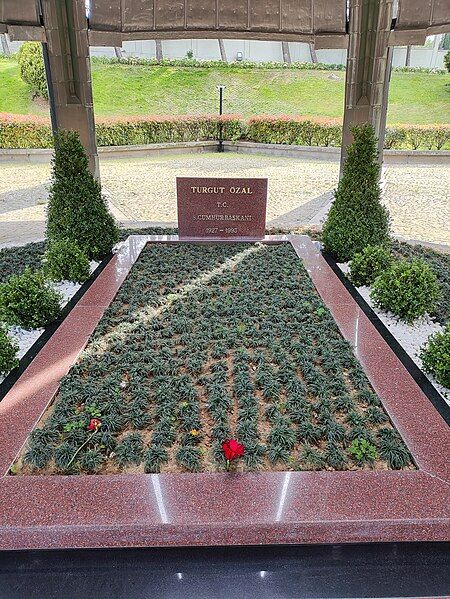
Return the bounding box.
[177,177,268,238]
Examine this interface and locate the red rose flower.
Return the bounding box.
[222,439,245,470]
[87,418,102,431]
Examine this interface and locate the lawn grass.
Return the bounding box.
[1,57,449,124]
[15,242,412,475]
[0,58,40,115]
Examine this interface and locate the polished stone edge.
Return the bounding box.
[0,470,449,550]
[0,235,449,551]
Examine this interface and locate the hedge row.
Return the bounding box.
[1,113,449,150]
[91,55,448,74]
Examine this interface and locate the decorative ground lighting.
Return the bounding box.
[217,85,225,153]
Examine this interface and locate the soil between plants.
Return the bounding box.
[14,243,414,475]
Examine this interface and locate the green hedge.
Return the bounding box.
[0,114,53,148]
[0,114,449,150]
[91,56,348,71]
[91,56,447,74]
[95,115,244,146]
[246,117,342,147]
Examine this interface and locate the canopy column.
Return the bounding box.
[41,0,99,179]
[341,0,394,170]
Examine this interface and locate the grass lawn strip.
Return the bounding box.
[14,243,413,475]
[1,57,449,125]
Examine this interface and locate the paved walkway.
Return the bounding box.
[0,153,449,248]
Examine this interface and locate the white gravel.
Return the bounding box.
[1,261,98,384]
[338,263,449,404]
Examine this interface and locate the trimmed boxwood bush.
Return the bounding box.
[17,42,48,100]
[391,240,449,325]
[371,259,441,323]
[420,324,450,388]
[0,268,62,329]
[349,245,392,287]
[43,239,90,283]
[46,131,119,260]
[0,325,19,375]
[322,123,390,262]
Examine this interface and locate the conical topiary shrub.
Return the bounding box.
[46,131,119,260]
[322,123,390,262]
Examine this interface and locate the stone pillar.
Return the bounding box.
[41,0,99,179]
[281,41,291,64]
[341,0,394,172]
[1,33,11,55]
[218,39,227,63]
[155,39,163,62]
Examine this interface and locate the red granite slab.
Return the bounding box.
[0,471,448,550]
[0,235,448,551]
[176,177,268,238]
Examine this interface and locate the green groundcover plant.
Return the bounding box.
[46,131,119,260]
[347,438,378,465]
[349,245,392,287]
[43,238,91,284]
[0,325,19,375]
[0,267,62,330]
[322,124,390,262]
[420,324,450,388]
[0,228,447,327]
[16,243,412,476]
[371,259,441,323]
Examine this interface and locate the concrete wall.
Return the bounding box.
[90,39,447,68]
[2,36,448,69]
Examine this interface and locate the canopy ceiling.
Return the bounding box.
[1,0,449,47]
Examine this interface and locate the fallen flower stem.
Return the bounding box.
[66,432,96,469]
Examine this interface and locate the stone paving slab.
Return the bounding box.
[0,153,448,248]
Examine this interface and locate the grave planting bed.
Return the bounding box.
[14,242,412,476]
[0,235,448,551]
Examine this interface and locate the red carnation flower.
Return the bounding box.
[222,439,245,470]
[87,418,102,432]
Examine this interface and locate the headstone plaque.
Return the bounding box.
[177,177,268,238]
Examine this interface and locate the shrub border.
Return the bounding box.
[1,114,449,151]
[0,252,114,403]
[322,250,450,424]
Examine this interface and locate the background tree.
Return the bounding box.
[17,42,48,99]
